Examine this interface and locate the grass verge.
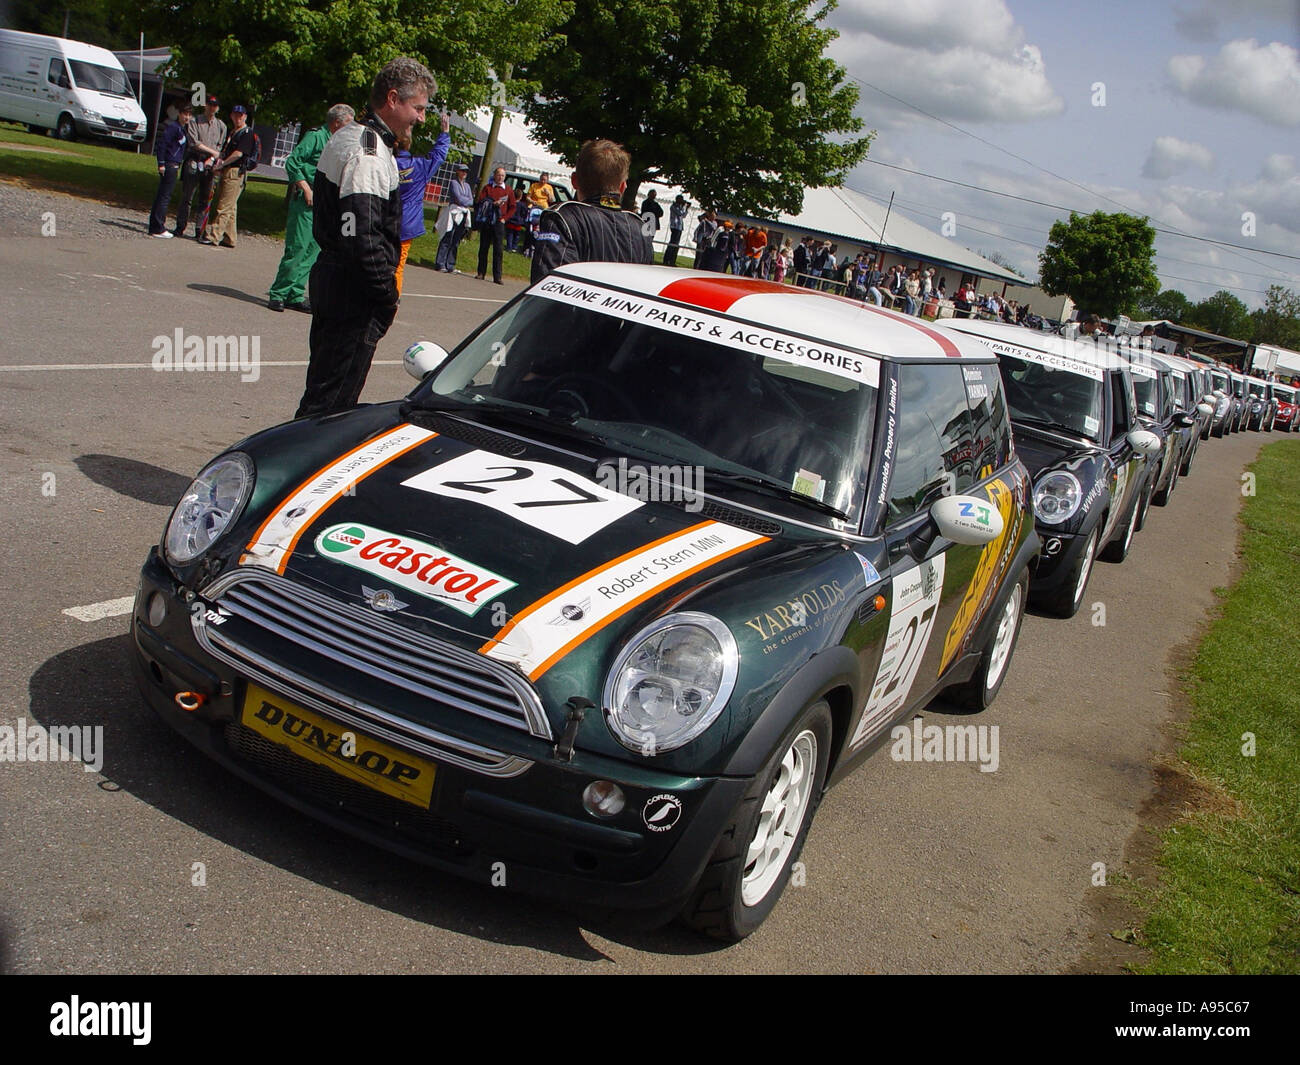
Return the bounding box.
[1136,438,1300,973]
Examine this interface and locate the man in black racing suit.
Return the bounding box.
[530,138,653,284]
[295,56,435,418]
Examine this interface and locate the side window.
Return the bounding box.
[887,364,976,524]
[963,362,1012,475]
[48,59,68,87]
[1109,371,1133,437]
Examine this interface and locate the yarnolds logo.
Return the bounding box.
[314,523,515,616]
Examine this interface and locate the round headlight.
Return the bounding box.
[1033,470,1082,525]
[164,453,254,564]
[603,612,738,755]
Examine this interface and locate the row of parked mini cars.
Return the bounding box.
[130,264,1274,941]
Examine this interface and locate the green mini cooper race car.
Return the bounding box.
[131,264,1038,939]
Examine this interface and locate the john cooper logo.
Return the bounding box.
[151,327,260,382]
[50,997,151,1045]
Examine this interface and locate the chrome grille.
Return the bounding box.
[195,570,549,762]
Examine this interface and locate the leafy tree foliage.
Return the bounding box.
[6,0,132,49]
[516,0,871,212]
[1188,289,1253,341]
[1137,287,1194,323]
[125,0,570,136]
[1249,285,1300,350]
[1038,211,1159,319]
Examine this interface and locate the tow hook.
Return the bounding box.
[175,691,206,712]
[554,697,593,762]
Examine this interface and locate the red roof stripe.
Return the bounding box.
[657,276,797,313]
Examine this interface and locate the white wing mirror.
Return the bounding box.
[1128,429,1162,456]
[1196,402,1214,417]
[404,340,452,380]
[931,495,1005,546]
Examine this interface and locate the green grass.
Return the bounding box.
[1135,439,1300,973]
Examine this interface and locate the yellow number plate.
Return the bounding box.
[241,683,436,808]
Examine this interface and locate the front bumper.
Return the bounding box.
[1028,525,1087,597]
[130,548,748,921]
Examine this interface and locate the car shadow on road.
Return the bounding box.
[188,283,269,308]
[75,454,190,507]
[27,634,726,963]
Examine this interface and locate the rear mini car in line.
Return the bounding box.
[938,319,1161,618]
[131,265,1038,940]
[1272,383,1299,432]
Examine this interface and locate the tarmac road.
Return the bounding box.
[0,207,1269,973]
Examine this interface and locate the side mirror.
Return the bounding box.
[1196,402,1214,417]
[1174,412,1196,428]
[1128,429,1163,456]
[1201,393,1217,405]
[930,494,1005,546]
[404,340,451,380]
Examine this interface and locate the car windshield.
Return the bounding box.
[68,60,132,97]
[1210,370,1228,391]
[1248,381,1266,397]
[997,353,1104,441]
[1132,373,1161,418]
[415,291,879,525]
[1275,386,1296,402]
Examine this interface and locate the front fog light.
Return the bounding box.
[582,781,625,818]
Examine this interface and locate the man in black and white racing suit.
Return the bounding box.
[530,138,654,284]
[295,56,436,418]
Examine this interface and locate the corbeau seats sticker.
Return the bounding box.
[314,523,515,616]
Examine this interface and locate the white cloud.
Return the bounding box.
[1260,153,1295,179]
[1168,38,1300,125]
[1142,136,1216,179]
[827,0,1064,125]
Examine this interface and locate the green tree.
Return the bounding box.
[1137,287,1194,323]
[1250,285,1300,350]
[1037,211,1159,319]
[515,0,871,213]
[1189,290,1253,340]
[7,0,132,49]
[125,0,570,135]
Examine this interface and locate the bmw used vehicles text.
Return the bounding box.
[939,319,1160,619]
[130,265,1038,939]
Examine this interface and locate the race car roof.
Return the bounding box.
[935,317,1127,378]
[541,264,998,364]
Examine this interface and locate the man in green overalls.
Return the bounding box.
[268,104,355,311]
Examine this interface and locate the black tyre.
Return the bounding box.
[1152,459,1178,506]
[945,570,1029,712]
[1179,438,1197,477]
[1134,476,1155,531]
[55,113,76,141]
[1100,493,1140,563]
[680,700,832,940]
[1039,525,1098,618]
[25,123,46,136]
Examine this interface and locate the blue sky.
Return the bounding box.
[823,0,1300,307]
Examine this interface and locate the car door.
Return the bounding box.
[848,362,983,750]
[1102,368,1143,541]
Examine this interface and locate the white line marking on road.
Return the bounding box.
[63,596,135,622]
[0,361,402,372]
[403,292,509,303]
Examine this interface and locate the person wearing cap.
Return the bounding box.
[203,104,257,247]
[148,100,190,238]
[268,103,355,311]
[434,161,474,272]
[176,94,226,238]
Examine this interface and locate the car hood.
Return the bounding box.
[1012,423,1101,479]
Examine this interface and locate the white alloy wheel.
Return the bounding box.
[985,582,1024,692]
[742,729,818,907]
[1074,529,1098,609]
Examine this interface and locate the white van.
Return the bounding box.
[0,29,148,143]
